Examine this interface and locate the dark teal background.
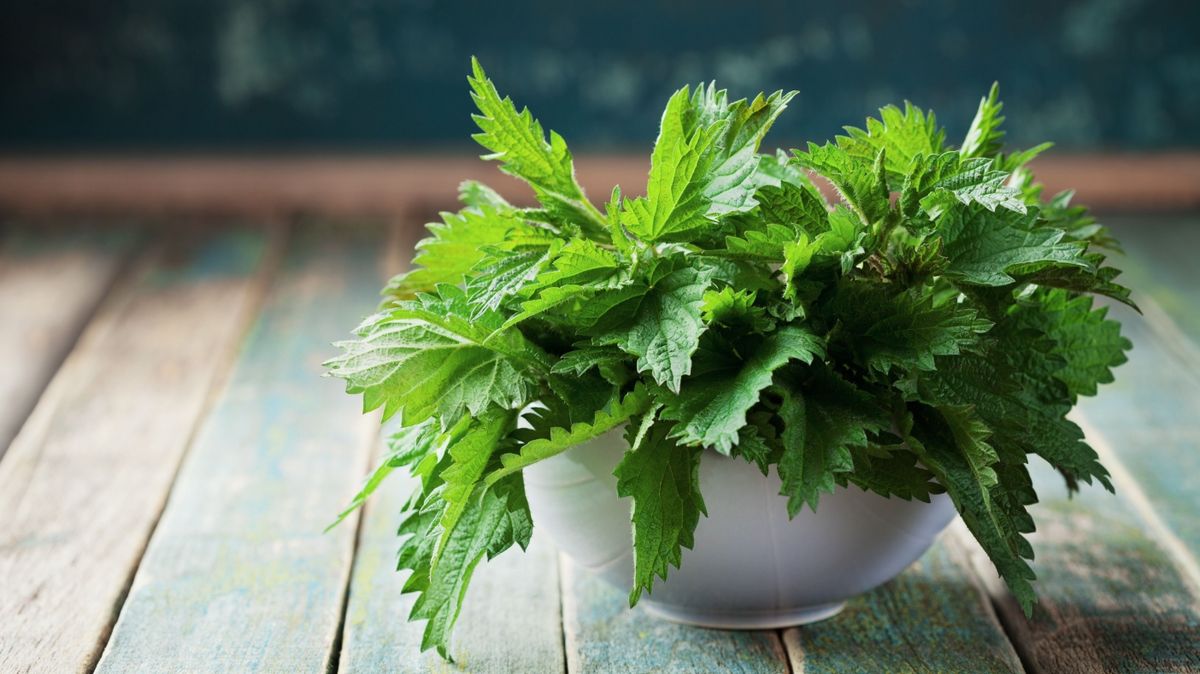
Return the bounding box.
[2,1,1197,151]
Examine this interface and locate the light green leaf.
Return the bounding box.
[385,205,542,301]
[409,472,529,659]
[623,84,793,242]
[327,287,546,425]
[837,101,946,182]
[961,82,1005,158]
[434,408,515,566]
[599,263,715,392]
[484,384,651,487]
[793,142,891,227]
[467,242,561,315]
[468,57,605,234]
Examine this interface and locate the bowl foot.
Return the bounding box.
[641,600,846,630]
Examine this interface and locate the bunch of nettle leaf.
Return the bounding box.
[328,59,1133,657]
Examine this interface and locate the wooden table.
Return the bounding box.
[1,214,1198,673]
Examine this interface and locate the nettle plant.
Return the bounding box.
[327,59,1133,658]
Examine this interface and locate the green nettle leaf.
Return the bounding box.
[433,408,515,566]
[1013,288,1131,398]
[409,472,529,660]
[836,101,946,182]
[467,242,561,316]
[484,384,652,487]
[908,405,1037,615]
[755,180,832,235]
[901,153,1026,219]
[385,204,539,301]
[960,82,1006,159]
[468,58,606,235]
[622,84,794,242]
[615,419,707,605]
[330,63,1135,656]
[326,287,545,425]
[776,368,888,516]
[327,420,440,530]
[938,207,1090,286]
[829,282,992,373]
[664,326,824,453]
[794,142,891,227]
[600,262,716,392]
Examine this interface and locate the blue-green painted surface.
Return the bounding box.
[96,227,386,673]
[1076,215,1200,568]
[2,1,1198,150]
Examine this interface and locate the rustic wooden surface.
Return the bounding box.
[783,535,1023,673]
[96,228,386,673]
[0,213,1196,673]
[0,230,272,673]
[0,225,136,457]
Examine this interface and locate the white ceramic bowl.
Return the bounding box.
[525,428,958,628]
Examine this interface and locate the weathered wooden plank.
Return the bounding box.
[0,229,273,674]
[1073,312,1200,586]
[966,459,1200,673]
[1057,215,1200,583]
[339,468,566,673]
[0,224,137,456]
[782,535,1022,674]
[562,558,789,674]
[95,227,387,673]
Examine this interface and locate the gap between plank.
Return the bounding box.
[326,218,421,674]
[557,546,570,674]
[325,421,384,674]
[944,526,1036,674]
[86,222,290,673]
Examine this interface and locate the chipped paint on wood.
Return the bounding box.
[784,535,1022,673]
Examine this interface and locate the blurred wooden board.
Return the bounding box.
[96,229,386,673]
[0,225,137,457]
[0,230,272,673]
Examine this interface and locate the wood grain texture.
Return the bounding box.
[95,227,387,673]
[783,535,1022,674]
[1074,314,1200,586]
[0,229,272,674]
[1066,216,1200,582]
[0,224,136,457]
[339,467,566,673]
[562,558,789,674]
[966,459,1200,673]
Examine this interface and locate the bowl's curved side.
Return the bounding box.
[524,428,958,626]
